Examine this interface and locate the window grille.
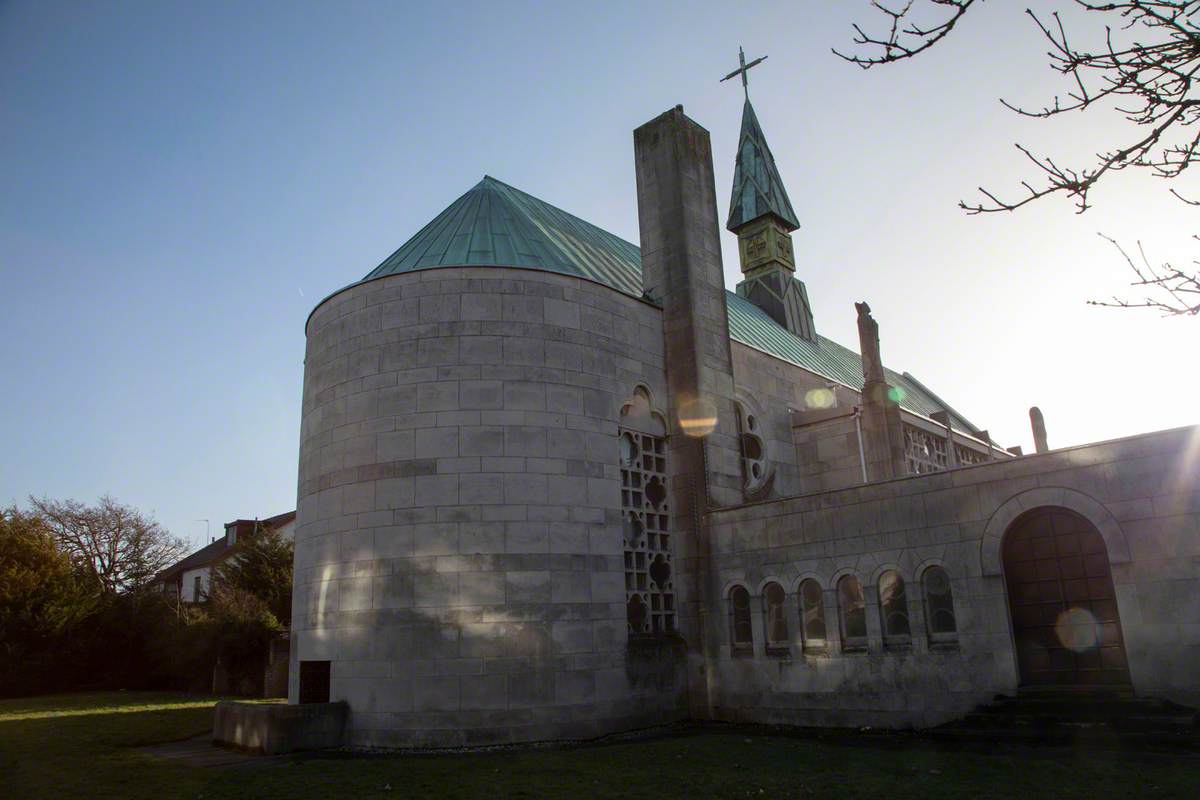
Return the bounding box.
[620,428,674,635]
[954,444,988,465]
[904,425,948,474]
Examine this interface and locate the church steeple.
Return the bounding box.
[726,99,799,233]
[721,78,817,342]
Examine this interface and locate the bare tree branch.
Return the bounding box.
[841,1,1200,212]
[1088,233,1200,314]
[840,0,1200,315]
[29,496,187,594]
[834,0,980,67]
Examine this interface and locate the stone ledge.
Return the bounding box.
[213,701,347,755]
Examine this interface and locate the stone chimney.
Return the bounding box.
[855,302,907,481]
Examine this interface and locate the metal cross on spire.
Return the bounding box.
[720,46,768,99]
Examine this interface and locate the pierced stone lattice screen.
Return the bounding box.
[954,444,988,465]
[620,429,674,634]
[904,425,948,475]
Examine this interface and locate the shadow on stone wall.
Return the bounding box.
[625,635,687,694]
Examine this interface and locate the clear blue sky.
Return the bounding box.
[2,1,1196,551]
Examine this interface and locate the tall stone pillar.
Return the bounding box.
[1030,407,1049,453]
[633,105,743,720]
[855,301,907,481]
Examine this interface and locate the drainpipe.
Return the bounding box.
[853,406,868,484]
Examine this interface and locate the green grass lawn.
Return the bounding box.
[3,691,1198,799]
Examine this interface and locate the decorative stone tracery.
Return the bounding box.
[735,401,770,497]
[904,424,992,473]
[954,443,988,465]
[904,425,948,474]
[620,387,675,635]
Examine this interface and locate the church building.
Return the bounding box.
[283,83,1200,748]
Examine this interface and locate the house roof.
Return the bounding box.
[156,510,296,584]
[726,99,800,232]
[155,537,230,583]
[226,510,296,532]
[351,177,979,434]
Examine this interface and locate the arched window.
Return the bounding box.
[798,579,827,651]
[837,575,867,651]
[922,566,958,645]
[878,570,911,645]
[762,582,789,656]
[729,586,753,656]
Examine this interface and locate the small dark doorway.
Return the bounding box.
[298,660,331,704]
[1003,507,1131,687]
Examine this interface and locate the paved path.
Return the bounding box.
[138,734,287,769]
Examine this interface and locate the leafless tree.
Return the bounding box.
[836,1,1200,316]
[29,496,187,594]
[1092,233,1200,313]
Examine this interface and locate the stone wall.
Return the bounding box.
[292,266,685,748]
[214,701,347,755]
[706,426,1200,728]
[730,342,808,497]
[264,637,289,698]
[730,342,1002,499]
[731,340,871,497]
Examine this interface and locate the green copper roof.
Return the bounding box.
[364,176,642,296]
[362,177,977,433]
[726,99,800,232]
[725,293,976,432]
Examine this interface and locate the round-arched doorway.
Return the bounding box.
[1002,507,1131,687]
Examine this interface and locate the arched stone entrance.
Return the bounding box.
[1002,507,1131,688]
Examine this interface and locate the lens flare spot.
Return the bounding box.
[804,388,836,410]
[887,386,906,404]
[678,397,718,438]
[1055,606,1101,653]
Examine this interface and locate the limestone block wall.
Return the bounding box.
[731,342,1001,498]
[291,266,682,747]
[790,410,865,495]
[706,426,1200,728]
[732,342,878,498]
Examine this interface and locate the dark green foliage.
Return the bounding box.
[199,525,293,692]
[0,507,98,695]
[1,502,294,697]
[0,507,96,641]
[0,499,205,695]
[211,525,293,626]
